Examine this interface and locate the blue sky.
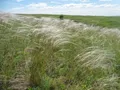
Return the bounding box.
[0,0,120,16]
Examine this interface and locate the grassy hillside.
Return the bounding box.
[20,14,120,29]
[0,13,120,90]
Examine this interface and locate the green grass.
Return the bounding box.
[20,14,120,29]
[0,13,120,90]
[0,18,29,89]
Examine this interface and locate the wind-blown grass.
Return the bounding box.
[0,13,120,90]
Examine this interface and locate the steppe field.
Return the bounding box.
[0,13,120,90]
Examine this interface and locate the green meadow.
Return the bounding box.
[0,13,120,90]
[20,14,120,29]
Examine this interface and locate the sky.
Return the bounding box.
[0,0,120,16]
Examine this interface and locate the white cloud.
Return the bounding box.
[9,3,120,16]
[80,0,89,2]
[27,3,47,8]
[99,0,112,1]
[61,0,90,2]
[11,7,24,10]
[94,4,117,8]
[16,0,24,2]
[50,1,62,5]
